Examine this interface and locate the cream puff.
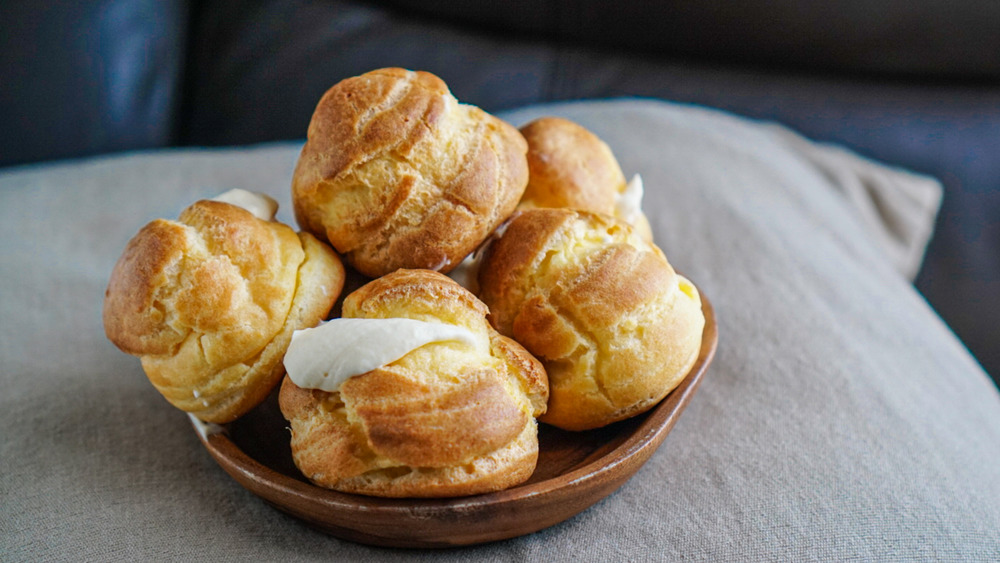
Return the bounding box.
[278,269,548,497]
[292,68,529,278]
[103,190,345,423]
[477,208,703,431]
[518,116,653,241]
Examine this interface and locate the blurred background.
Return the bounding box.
[2,0,997,385]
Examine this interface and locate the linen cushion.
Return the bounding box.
[2,99,997,561]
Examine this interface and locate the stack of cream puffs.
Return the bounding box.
[104,67,705,498]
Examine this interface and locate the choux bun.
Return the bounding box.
[279,269,548,497]
[519,116,653,241]
[292,68,529,278]
[103,197,344,423]
[477,208,703,431]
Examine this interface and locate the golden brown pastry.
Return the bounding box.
[477,208,703,431]
[279,269,548,498]
[518,116,653,241]
[291,68,529,278]
[103,195,345,423]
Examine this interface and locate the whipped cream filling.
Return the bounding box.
[615,174,644,225]
[211,189,278,221]
[447,252,482,293]
[188,413,226,439]
[284,318,478,392]
[677,274,699,302]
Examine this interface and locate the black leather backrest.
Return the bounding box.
[0,1,188,167]
[374,0,1000,79]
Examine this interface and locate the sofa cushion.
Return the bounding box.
[2,99,997,561]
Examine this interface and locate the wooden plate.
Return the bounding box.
[192,290,717,548]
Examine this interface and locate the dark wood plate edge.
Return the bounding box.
[195,290,718,548]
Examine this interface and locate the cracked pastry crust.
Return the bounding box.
[518,116,653,241]
[103,199,345,423]
[279,269,548,498]
[291,68,529,278]
[477,208,704,431]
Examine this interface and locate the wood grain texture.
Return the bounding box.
[194,286,717,548]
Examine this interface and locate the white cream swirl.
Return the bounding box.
[283,318,477,392]
[211,189,278,221]
[615,173,645,225]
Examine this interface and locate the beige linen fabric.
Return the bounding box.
[764,124,943,280]
[2,100,998,561]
